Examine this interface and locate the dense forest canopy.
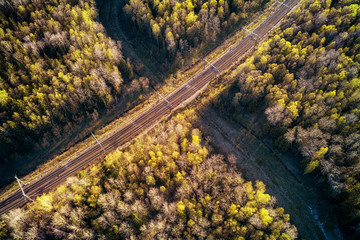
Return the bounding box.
[0,0,358,237]
[218,0,360,233]
[0,0,139,162]
[121,0,268,59]
[0,110,297,239]
[0,0,271,162]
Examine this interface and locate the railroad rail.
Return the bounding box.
[0,0,299,215]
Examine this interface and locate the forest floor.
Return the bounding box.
[195,104,343,240]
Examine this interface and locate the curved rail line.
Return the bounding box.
[0,0,299,215]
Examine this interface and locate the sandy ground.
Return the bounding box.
[196,106,343,240]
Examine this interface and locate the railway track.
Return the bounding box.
[0,0,299,216]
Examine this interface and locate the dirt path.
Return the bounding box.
[196,106,343,240]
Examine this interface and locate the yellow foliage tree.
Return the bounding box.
[259,208,273,226]
[305,160,319,174]
[35,194,53,212]
[255,189,271,205]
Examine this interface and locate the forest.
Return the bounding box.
[0,109,297,239]
[0,0,359,238]
[216,0,360,234]
[120,0,268,66]
[0,0,140,163]
[0,0,269,166]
